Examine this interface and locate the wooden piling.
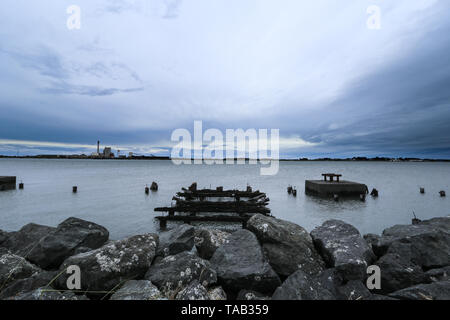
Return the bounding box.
[72,186,78,193]
[18,183,24,189]
[420,187,425,194]
[150,182,158,191]
[159,219,167,230]
[370,188,378,197]
[440,191,446,197]
[145,186,150,195]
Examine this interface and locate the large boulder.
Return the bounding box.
[310,220,375,280]
[426,266,450,282]
[157,224,195,257]
[56,234,158,292]
[373,217,450,269]
[27,217,109,269]
[1,223,56,257]
[376,242,431,294]
[272,270,335,300]
[145,251,217,298]
[110,280,163,300]
[0,247,10,256]
[247,214,325,277]
[0,229,8,246]
[389,281,450,300]
[0,253,41,289]
[0,270,57,299]
[194,229,230,260]
[210,229,281,294]
[176,281,210,300]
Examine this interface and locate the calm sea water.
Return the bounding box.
[0,159,449,239]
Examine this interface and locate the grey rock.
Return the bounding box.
[0,270,57,299]
[311,220,375,280]
[426,266,450,282]
[210,229,281,294]
[272,269,335,300]
[56,234,158,292]
[194,229,230,260]
[237,290,270,300]
[157,224,196,257]
[420,217,450,230]
[208,286,227,300]
[389,281,450,300]
[373,217,450,269]
[0,247,10,256]
[145,251,217,298]
[1,223,56,257]
[27,217,109,269]
[376,242,431,294]
[176,281,210,300]
[0,253,41,289]
[110,280,163,300]
[335,280,372,300]
[0,229,8,246]
[363,233,381,255]
[247,214,325,277]
[12,287,88,300]
[314,268,345,298]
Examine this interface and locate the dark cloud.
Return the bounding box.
[1,1,450,158]
[40,82,144,96]
[0,47,68,79]
[280,5,450,159]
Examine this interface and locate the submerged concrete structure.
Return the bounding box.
[305,174,368,198]
[0,176,16,191]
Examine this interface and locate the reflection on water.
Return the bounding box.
[0,159,449,239]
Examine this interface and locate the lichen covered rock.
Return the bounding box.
[56,234,158,292]
[210,229,281,294]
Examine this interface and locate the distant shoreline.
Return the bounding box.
[1,155,449,162]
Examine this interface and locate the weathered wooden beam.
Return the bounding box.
[176,189,265,199]
[154,202,270,214]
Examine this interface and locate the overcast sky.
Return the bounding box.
[0,0,449,158]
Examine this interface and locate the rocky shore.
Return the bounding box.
[0,215,449,300]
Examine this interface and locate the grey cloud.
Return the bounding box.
[40,82,144,96]
[0,46,68,79]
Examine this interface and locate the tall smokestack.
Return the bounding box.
[97,140,100,154]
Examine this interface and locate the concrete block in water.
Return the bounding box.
[0,176,16,191]
[305,180,368,198]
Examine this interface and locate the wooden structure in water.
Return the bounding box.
[154,183,271,229]
[0,176,16,191]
